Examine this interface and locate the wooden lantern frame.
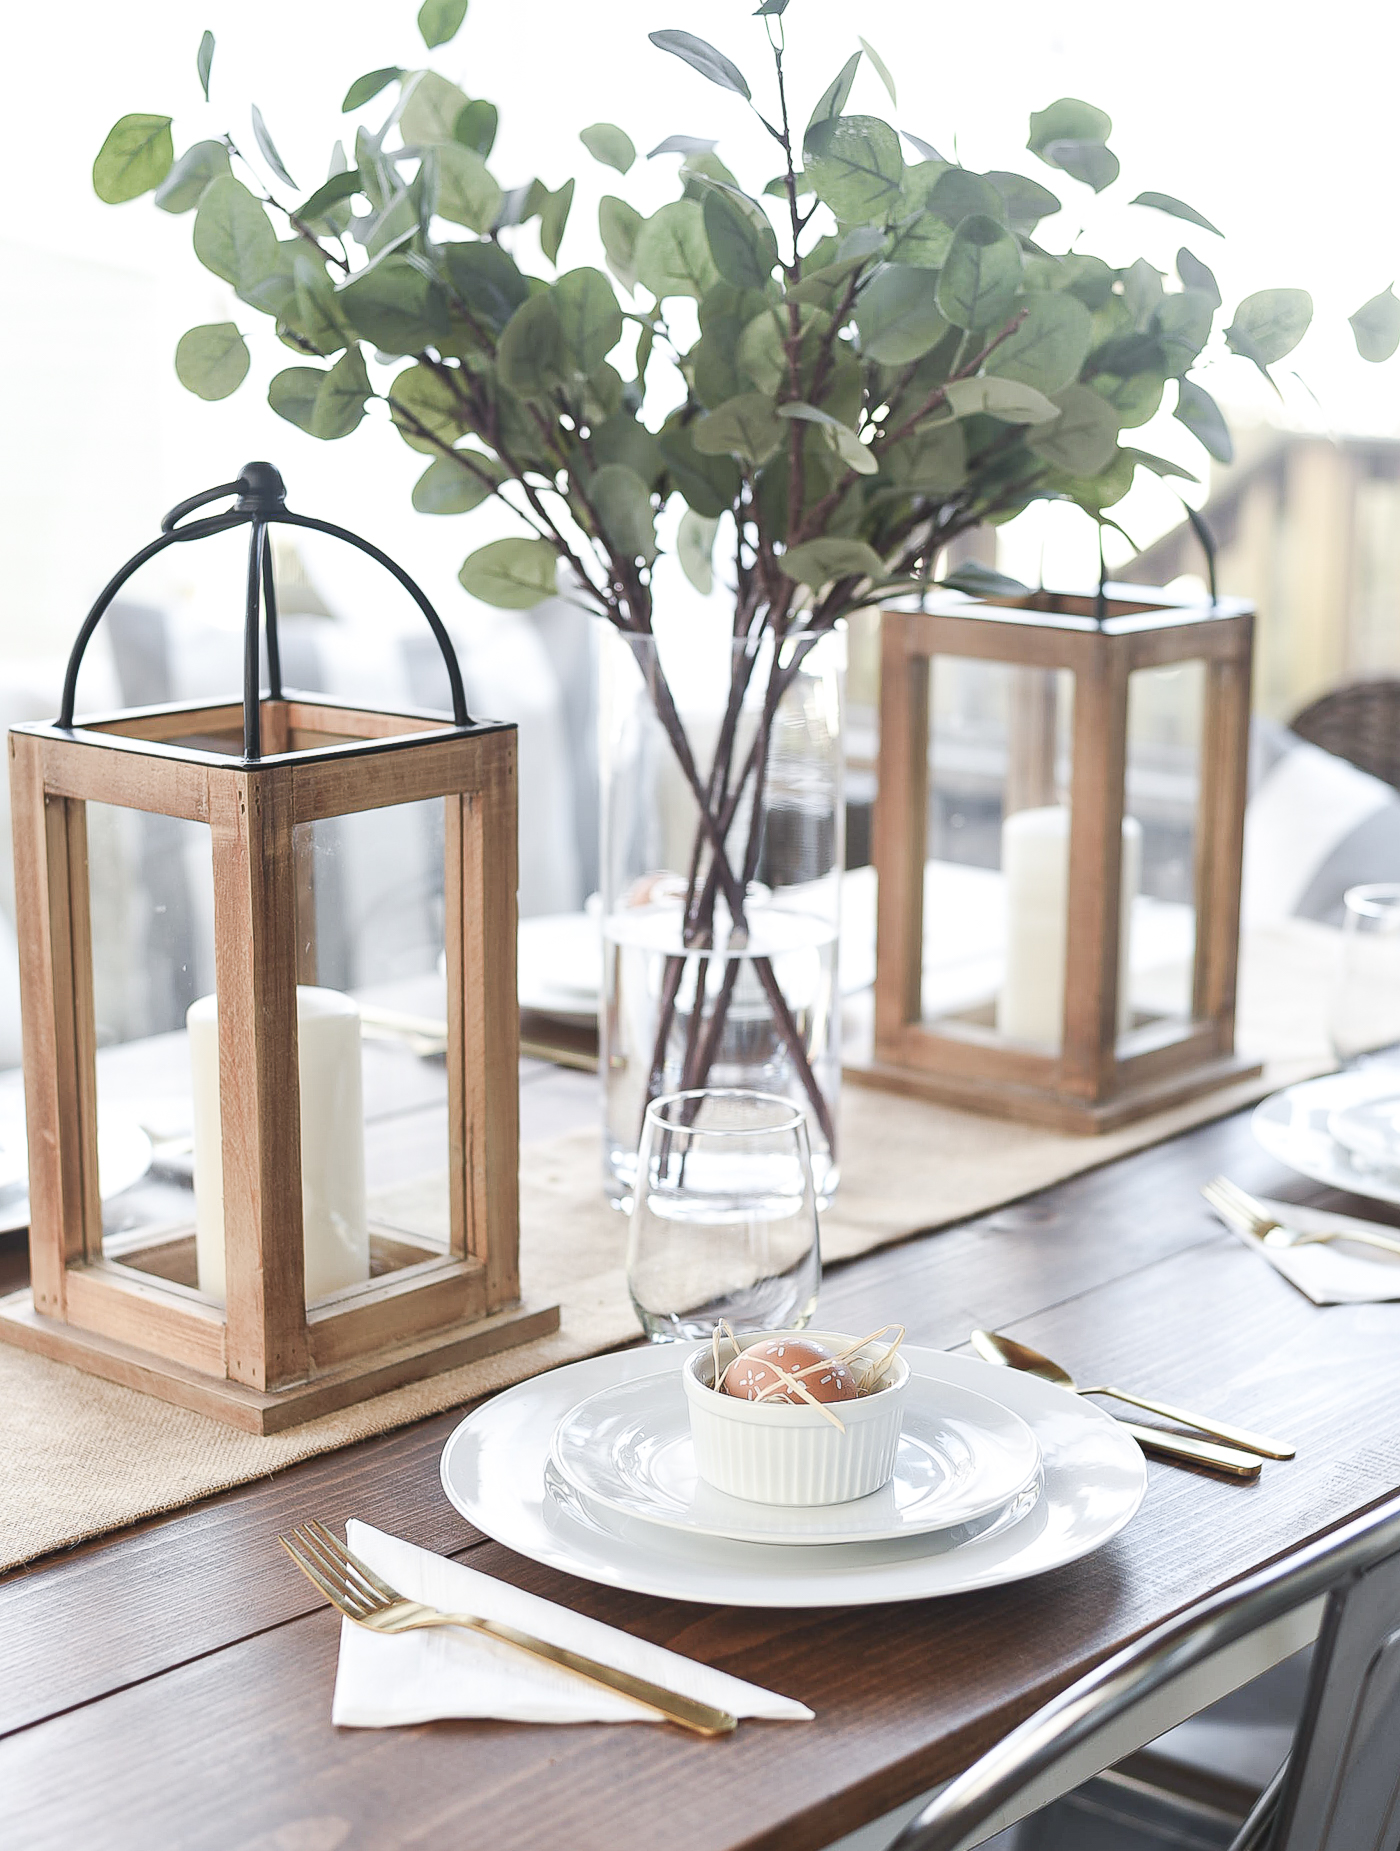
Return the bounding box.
[0,466,557,1431]
[851,587,1260,1133]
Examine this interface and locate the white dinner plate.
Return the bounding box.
[550,1370,1042,1546]
[1326,1092,1400,1173]
[1253,1068,1400,1209]
[440,1343,1146,1608]
[0,1106,154,1237]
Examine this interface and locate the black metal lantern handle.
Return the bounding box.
[58,462,471,757]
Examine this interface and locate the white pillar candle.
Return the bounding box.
[997,805,1142,1051]
[188,985,369,1303]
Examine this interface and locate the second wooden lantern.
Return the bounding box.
[855,583,1259,1132]
[0,463,556,1430]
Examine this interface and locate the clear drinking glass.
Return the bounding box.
[626,1089,821,1341]
[1330,883,1400,1063]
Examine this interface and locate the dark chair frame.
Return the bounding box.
[892,1490,1400,1851]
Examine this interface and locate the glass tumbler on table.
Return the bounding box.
[1329,883,1400,1064]
[626,1089,821,1341]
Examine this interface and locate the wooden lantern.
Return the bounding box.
[0,465,557,1430]
[850,585,1260,1133]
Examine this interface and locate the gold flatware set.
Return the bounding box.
[1203,1174,1400,1260]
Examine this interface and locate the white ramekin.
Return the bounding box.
[683,1329,910,1506]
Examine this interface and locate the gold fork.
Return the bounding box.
[278,1519,736,1738]
[1203,1176,1400,1260]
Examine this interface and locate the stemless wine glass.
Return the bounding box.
[1329,883,1400,1064]
[626,1089,821,1341]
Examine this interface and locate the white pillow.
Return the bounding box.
[1242,735,1400,928]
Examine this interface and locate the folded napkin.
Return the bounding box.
[1229,1196,1400,1305]
[331,1520,814,1728]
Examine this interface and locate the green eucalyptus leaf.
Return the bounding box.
[883,420,966,491]
[388,361,471,452]
[580,123,635,174]
[1043,139,1119,192]
[855,265,948,364]
[1027,98,1111,156]
[588,463,657,563]
[337,254,446,352]
[1056,254,1116,311]
[1090,371,1165,430]
[928,167,1006,227]
[1225,288,1312,369]
[885,210,953,270]
[858,37,897,106]
[553,266,623,374]
[251,105,297,189]
[197,31,214,101]
[702,189,779,291]
[1153,291,1214,378]
[174,322,249,400]
[342,67,404,113]
[154,139,230,214]
[693,392,784,465]
[987,171,1060,231]
[936,215,1022,329]
[648,29,751,99]
[312,343,372,439]
[599,195,643,293]
[1121,446,1198,484]
[459,537,558,608]
[1028,382,1118,473]
[418,0,468,50]
[986,290,1091,392]
[736,302,827,394]
[902,130,947,163]
[779,402,877,474]
[1131,191,1222,237]
[268,365,326,434]
[678,509,720,593]
[658,412,741,516]
[649,134,719,159]
[413,449,502,514]
[1350,286,1400,363]
[289,253,348,354]
[454,99,498,157]
[1175,377,1233,462]
[636,199,719,299]
[497,291,567,396]
[590,414,664,484]
[538,178,574,264]
[941,559,1032,599]
[942,376,1060,422]
[93,114,174,204]
[193,175,279,287]
[804,115,904,221]
[401,71,471,144]
[805,52,861,140]
[1123,258,1164,327]
[1176,248,1221,310]
[434,142,502,233]
[298,169,362,231]
[782,537,882,588]
[443,240,528,331]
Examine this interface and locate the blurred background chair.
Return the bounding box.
[1290,678,1400,793]
[886,1490,1400,1851]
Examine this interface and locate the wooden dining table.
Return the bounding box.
[4,1068,1400,1851]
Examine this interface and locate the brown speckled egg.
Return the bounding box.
[721,1337,858,1404]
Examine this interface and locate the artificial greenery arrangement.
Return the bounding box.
[94,1,1393,1138]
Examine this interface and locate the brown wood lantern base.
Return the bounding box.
[845,1045,1262,1134]
[0,1287,558,1434]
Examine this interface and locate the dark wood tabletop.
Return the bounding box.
[5,1098,1400,1851]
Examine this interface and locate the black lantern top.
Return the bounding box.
[59,463,470,760]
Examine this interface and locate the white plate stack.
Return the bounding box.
[440,1341,1148,1609]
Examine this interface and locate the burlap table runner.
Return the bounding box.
[0,920,1337,1570]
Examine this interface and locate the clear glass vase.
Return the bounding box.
[600,626,843,1207]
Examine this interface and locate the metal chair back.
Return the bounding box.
[890,1490,1400,1851]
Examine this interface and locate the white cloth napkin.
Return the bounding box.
[331,1520,814,1728]
[1228,1196,1400,1305]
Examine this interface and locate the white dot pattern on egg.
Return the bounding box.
[720,1336,858,1404]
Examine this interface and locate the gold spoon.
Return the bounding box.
[971,1330,1294,1469]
